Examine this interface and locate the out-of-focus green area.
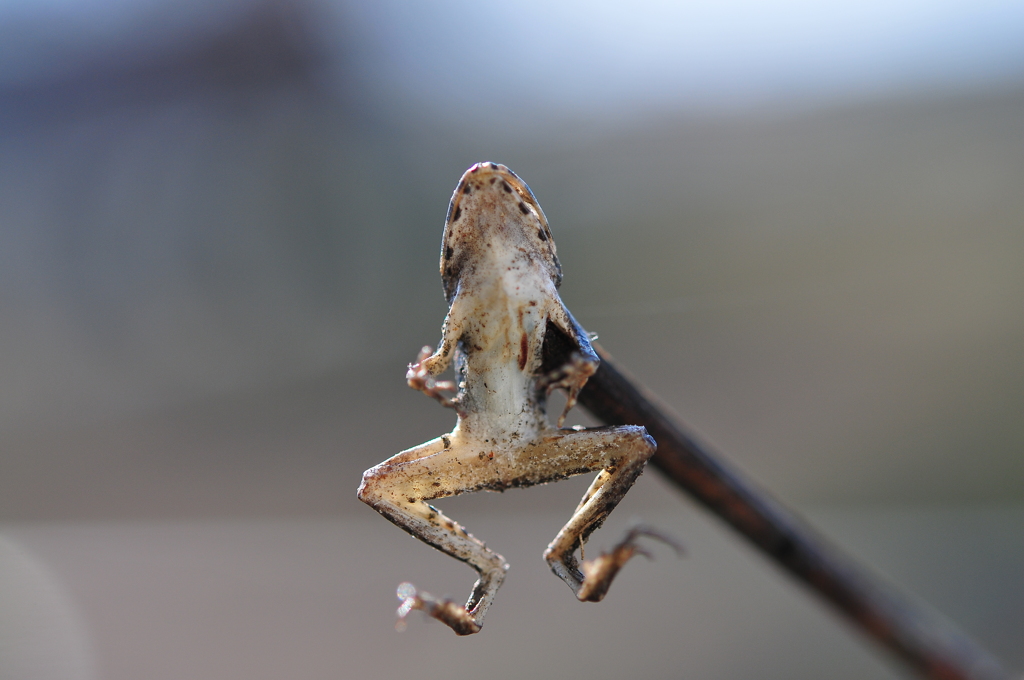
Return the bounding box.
[0,2,1022,678]
[1,0,1021,517]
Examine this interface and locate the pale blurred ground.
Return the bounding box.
[4,504,1024,680]
[1,1,1023,678]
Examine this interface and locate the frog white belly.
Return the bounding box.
[455,279,549,441]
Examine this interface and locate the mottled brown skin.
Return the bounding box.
[358,162,663,635]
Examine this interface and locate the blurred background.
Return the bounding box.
[1,0,1023,678]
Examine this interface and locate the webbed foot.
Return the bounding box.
[577,525,684,602]
[396,582,482,636]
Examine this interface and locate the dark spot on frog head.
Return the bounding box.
[489,162,499,169]
[451,205,461,222]
[490,177,496,184]
[445,246,454,260]
[518,202,529,215]
[501,181,512,193]
[519,331,528,371]
[538,229,547,241]
[463,183,472,195]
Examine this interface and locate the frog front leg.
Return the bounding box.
[406,297,468,409]
[406,346,459,409]
[541,304,600,427]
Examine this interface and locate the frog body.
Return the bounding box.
[358,163,665,635]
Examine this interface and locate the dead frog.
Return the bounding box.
[358,162,677,635]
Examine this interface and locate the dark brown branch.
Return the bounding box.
[578,345,1013,680]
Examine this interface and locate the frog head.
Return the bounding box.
[440,162,562,305]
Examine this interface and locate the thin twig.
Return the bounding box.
[578,344,1014,680]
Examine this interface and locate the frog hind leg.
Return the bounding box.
[357,437,509,635]
[357,425,666,634]
[536,425,678,601]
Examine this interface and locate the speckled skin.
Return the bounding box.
[358,163,657,635]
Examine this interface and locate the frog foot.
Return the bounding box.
[541,352,598,427]
[395,582,481,636]
[406,346,458,409]
[577,525,684,602]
